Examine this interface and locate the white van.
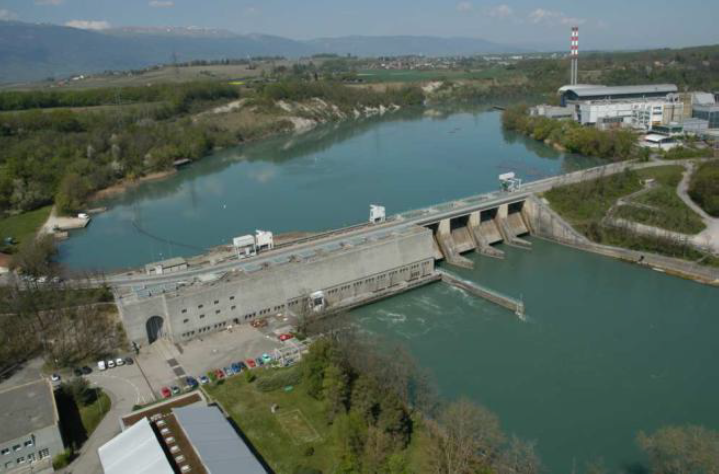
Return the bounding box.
[98,360,107,371]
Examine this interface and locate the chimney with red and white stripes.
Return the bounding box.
[570,26,579,85]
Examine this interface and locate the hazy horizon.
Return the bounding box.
[1,0,718,51]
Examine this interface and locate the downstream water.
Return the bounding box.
[355,242,719,472]
[59,108,719,472]
[59,108,598,270]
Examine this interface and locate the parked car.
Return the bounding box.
[107,360,115,369]
[171,386,180,395]
[115,357,125,366]
[237,361,248,371]
[81,366,92,375]
[223,366,233,377]
[245,359,256,369]
[199,375,210,385]
[261,353,273,364]
[98,360,107,371]
[161,387,171,398]
[73,368,83,377]
[231,362,242,374]
[124,357,134,365]
[255,357,264,366]
[214,369,225,380]
[278,333,294,342]
[50,373,61,384]
[185,376,198,388]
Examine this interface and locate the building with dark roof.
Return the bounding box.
[0,380,64,474]
[559,84,678,105]
[100,392,267,474]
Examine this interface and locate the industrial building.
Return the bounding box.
[0,380,65,474]
[99,392,266,474]
[691,92,719,130]
[555,84,684,130]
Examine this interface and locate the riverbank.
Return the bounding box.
[88,169,178,202]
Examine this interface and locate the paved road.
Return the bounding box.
[60,368,153,474]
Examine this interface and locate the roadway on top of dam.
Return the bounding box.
[104,160,654,289]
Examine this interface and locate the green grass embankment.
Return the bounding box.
[614,166,706,234]
[0,205,52,251]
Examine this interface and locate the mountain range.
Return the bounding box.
[0,21,529,84]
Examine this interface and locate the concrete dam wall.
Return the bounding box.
[117,226,437,346]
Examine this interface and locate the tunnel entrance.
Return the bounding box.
[146,316,165,344]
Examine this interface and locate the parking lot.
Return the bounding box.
[134,314,303,398]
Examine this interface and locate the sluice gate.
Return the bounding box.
[437,269,525,318]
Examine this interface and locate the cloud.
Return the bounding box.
[149,0,174,7]
[456,2,473,13]
[487,4,513,18]
[529,8,585,26]
[65,20,111,30]
[35,0,64,5]
[0,9,18,21]
[244,6,260,15]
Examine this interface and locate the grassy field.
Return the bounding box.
[544,169,643,232]
[355,67,512,83]
[614,166,707,234]
[206,368,429,474]
[0,205,52,247]
[79,392,111,436]
[205,369,340,474]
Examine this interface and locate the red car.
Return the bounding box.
[245,359,256,369]
[214,369,225,380]
[278,333,294,342]
[161,386,171,398]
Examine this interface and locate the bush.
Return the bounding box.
[689,161,719,217]
[52,449,75,469]
[244,369,256,384]
[256,367,302,392]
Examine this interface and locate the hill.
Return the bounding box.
[0,21,526,84]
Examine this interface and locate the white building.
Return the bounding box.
[640,134,678,151]
[559,84,683,131]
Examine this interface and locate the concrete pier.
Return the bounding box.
[436,219,474,269]
[438,269,525,317]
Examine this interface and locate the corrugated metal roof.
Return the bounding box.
[174,406,266,474]
[565,84,677,98]
[98,418,174,474]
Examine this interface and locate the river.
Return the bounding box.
[58,108,599,270]
[59,108,719,472]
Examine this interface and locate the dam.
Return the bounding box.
[113,175,547,346]
[112,161,650,347]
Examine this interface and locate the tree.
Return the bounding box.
[55,173,90,214]
[322,363,350,421]
[427,398,506,474]
[11,234,58,278]
[637,425,719,474]
[496,436,541,474]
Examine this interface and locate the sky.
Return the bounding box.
[0,0,718,50]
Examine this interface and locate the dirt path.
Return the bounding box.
[677,161,719,253]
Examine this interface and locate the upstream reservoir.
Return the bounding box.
[59,108,719,472]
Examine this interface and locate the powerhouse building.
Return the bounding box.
[116,225,436,346]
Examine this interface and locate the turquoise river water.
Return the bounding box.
[59,108,719,472]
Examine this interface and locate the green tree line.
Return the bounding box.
[502,104,637,161]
